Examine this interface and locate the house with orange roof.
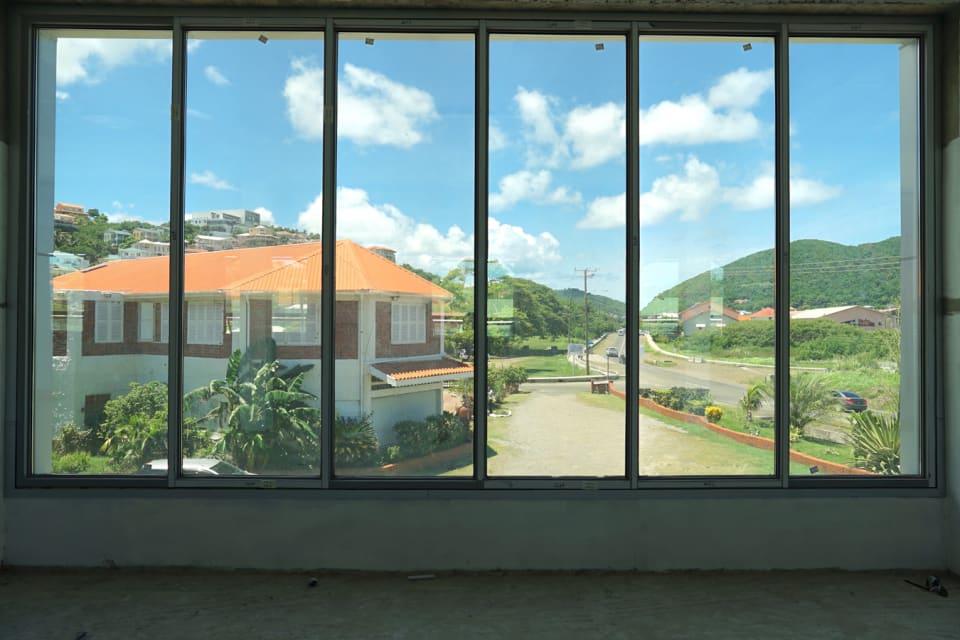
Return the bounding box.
[678,300,742,336]
[741,307,776,321]
[48,240,473,442]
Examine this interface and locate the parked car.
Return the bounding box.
[136,458,253,476]
[617,328,625,336]
[605,347,619,358]
[833,390,868,412]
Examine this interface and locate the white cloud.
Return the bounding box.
[56,38,172,86]
[204,65,230,86]
[489,170,582,212]
[187,108,211,120]
[283,59,324,140]
[253,206,275,226]
[284,60,438,147]
[489,124,508,152]
[488,217,562,275]
[576,157,842,230]
[640,157,721,224]
[638,67,773,146]
[296,187,561,276]
[513,88,624,170]
[297,188,470,270]
[565,102,625,169]
[578,193,626,230]
[707,68,774,110]
[56,91,70,101]
[639,96,762,146]
[723,166,842,210]
[189,170,237,191]
[515,87,567,168]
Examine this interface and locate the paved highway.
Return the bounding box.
[584,332,750,407]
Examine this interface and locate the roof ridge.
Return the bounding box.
[224,247,322,291]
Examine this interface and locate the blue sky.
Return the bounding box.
[48,31,910,307]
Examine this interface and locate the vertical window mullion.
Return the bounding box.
[167,19,187,486]
[626,24,640,488]
[320,20,337,487]
[775,25,791,487]
[474,23,489,484]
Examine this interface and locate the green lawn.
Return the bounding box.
[512,354,581,377]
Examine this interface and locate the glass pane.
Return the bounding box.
[487,35,626,477]
[638,36,778,476]
[181,32,324,476]
[33,30,172,474]
[334,33,475,478]
[789,39,920,477]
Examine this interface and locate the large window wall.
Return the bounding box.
[21,15,937,491]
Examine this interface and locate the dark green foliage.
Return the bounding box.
[669,318,898,361]
[488,365,529,403]
[185,340,321,472]
[334,414,379,467]
[643,237,901,314]
[555,288,626,321]
[850,410,900,475]
[52,425,97,456]
[99,381,213,471]
[393,412,471,459]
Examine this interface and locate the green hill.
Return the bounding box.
[642,237,902,315]
[555,288,626,320]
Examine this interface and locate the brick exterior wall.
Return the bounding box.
[335,301,358,360]
[375,301,439,358]
[81,299,231,358]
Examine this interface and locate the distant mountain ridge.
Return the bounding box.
[642,237,902,315]
[556,288,626,319]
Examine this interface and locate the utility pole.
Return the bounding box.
[575,268,596,374]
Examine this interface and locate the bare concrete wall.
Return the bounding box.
[943,8,960,574]
[2,496,944,570]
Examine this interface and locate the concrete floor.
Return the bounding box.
[1,569,957,639]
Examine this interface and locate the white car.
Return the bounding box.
[136,458,252,476]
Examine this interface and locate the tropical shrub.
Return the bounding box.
[98,381,212,472]
[186,340,321,472]
[52,425,96,456]
[52,451,91,474]
[739,382,767,422]
[334,414,379,467]
[849,410,901,475]
[639,387,712,413]
[393,412,471,459]
[704,406,723,423]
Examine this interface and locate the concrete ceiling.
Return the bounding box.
[12,0,960,16]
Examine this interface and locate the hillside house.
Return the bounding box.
[48,240,473,442]
[790,305,898,329]
[679,300,742,336]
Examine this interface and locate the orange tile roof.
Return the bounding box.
[371,357,474,387]
[52,240,451,299]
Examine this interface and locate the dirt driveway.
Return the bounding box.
[480,382,776,477]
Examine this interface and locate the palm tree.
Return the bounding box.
[787,373,834,439]
[739,381,767,422]
[185,340,321,472]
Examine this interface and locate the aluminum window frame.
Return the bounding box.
[6,6,942,495]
